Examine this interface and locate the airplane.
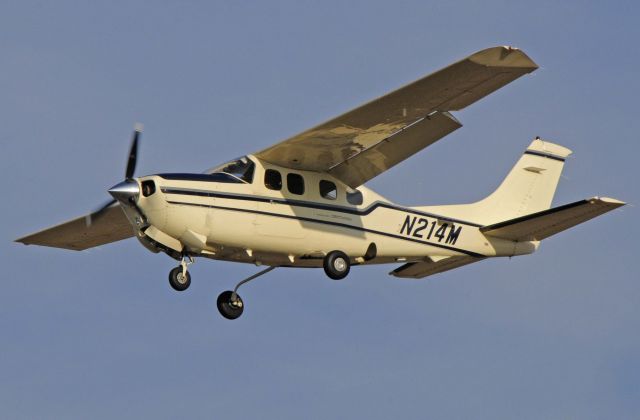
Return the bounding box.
[16,46,625,320]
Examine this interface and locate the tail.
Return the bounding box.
[416,138,625,245]
[475,138,572,221]
[417,138,573,225]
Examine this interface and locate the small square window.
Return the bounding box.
[287,173,305,195]
[264,169,282,190]
[347,189,363,205]
[141,180,156,197]
[319,180,337,200]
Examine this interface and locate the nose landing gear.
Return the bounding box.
[216,290,244,320]
[216,266,276,320]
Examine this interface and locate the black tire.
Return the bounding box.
[323,250,351,280]
[217,291,244,320]
[168,266,191,291]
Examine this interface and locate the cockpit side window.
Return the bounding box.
[207,156,255,183]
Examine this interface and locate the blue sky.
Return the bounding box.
[1,1,638,418]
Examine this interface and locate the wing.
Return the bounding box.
[390,256,484,279]
[480,197,625,241]
[255,46,538,187]
[15,204,134,251]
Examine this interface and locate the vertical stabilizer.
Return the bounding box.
[479,138,572,219]
[416,138,572,225]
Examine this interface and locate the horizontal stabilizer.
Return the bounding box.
[16,204,134,251]
[390,256,484,279]
[480,197,625,241]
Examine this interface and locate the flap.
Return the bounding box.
[327,111,462,187]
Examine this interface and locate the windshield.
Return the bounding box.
[206,156,255,183]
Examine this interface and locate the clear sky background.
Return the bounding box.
[1,1,638,419]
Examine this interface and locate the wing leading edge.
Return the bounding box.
[255,46,538,187]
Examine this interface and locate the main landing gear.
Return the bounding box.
[323,250,351,280]
[169,256,193,291]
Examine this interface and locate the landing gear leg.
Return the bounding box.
[217,266,276,320]
[169,256,194,291]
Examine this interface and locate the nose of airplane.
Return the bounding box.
[109,180,140,204]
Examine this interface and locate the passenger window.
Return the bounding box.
[319,180,337,200]
[287,173,305,195]
[346,189,363,205]
[264,169,282,190]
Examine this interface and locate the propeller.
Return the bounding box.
[125,124,141,180]
[85,124,143,226]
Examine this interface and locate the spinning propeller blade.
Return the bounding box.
[125,123,143,180]
[85,198,117,227]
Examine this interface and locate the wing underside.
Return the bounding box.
[255,46,538,187]
[390,256,484,279]
[16,204,134,251]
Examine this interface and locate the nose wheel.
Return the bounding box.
[217,291,244,319]
[216,266,276,320]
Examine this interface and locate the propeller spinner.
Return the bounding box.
[86,124,143,226]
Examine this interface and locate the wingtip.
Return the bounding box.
[468,46,539,70]
[588,196,626,207]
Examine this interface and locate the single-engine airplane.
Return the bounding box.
[17,46,625,319]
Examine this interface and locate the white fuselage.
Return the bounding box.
[129,155,535,268]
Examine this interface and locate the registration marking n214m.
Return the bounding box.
[399,215,462,245]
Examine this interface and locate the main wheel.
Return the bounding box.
[168,267,191,291]
[217,291,244,320]
[323,250,351,280]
